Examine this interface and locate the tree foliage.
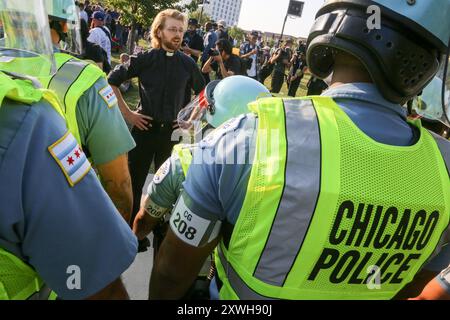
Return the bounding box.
[104,0,186,28]
[103,0,190,53]
[189,9,211,26]
[229,26,246,45]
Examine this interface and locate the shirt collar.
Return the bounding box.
[321,83,407,119]
[158,48,176,57]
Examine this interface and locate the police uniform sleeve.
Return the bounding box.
[145,155,186,216]
[76,77,136,165]
[3,101,137,299]
[169,115,257,247]
[436,265,450,294]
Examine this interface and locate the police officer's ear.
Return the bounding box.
[61,21,68,33]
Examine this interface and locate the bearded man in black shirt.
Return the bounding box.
[108,9,205,221]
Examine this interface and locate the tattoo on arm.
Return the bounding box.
[102,175,133,224]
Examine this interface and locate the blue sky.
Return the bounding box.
[238,0,324,38]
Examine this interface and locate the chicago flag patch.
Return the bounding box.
[99,85,118,108]
[48,132,92,187]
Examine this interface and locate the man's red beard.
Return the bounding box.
[161,36,181,51]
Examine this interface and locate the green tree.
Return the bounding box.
[183,0,200,13]
[229,26,246,46]
[104,0,187,53]
[189,9,211,26]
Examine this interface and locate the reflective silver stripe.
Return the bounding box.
[431,132,450,174]
[48,59,88,111]
[218,246,275,300]
[254,99,321,286]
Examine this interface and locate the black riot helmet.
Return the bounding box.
[306,0,450,104]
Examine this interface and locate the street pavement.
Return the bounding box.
[122,173,154,300]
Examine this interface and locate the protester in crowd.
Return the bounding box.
[287,52,307,97]
[77,1,88,23]
[79,18,108,72]
[88,11,111,66]
[259,45,273,84]
[201,21,218,84]
[182,18,204,63]
[104,9,112,30]
[84,0,92,24]
[202,38,242,80]
[240,31,260,80]
[269,38,293,93]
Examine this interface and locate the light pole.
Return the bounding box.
[280,0,304,41]
[199,5,204,24]
[198,0,210,25]
[280,14,288,41]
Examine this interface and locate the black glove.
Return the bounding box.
[137,237,151,253]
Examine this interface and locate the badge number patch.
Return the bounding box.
[99,85,118,108]
[48,132,91,187]
[170,196,219,247]
[153,159,171,185]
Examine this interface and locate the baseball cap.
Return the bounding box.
[92,11,105,21]
[188,18,198,26]
[218,20,226,28]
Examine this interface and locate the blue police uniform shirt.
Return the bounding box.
[76,76,136,165]
[179,83,450,296]
[182,83,420,224]
[0,98,137,299]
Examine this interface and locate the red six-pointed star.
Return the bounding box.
[74,150,81,159]
[67,156,75,166]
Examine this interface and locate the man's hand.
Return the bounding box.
[149,228,220,299]
[138,237,151,253]
[125,111,153,131]
[182,45,191,55]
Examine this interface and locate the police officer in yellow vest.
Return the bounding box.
[133,76,269,299]
[43,0,136,223]
[0,0,137,300]
[149,0,450,300]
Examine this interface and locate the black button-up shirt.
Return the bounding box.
[108,49,205,123]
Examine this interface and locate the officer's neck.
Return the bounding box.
[329,53,373,88]
[330,66,373,88]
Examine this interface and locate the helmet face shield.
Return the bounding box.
[177,76,271,140]
[413,51,450,127]
[0,0,55,77]
[46,0,82,55]
[177,90,209,138]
